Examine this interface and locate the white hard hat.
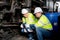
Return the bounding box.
[21,9,28,14]
[34,7,43,14]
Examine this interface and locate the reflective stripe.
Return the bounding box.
[38,20,50,27]
[29,18,34,22]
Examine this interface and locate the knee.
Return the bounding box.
[36,30,42,35]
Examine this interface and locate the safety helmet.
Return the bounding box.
[21,9,28,14]
[34,7,43,14]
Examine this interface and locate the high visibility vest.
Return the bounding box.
[22,13,36,24]
[35,15,53,30]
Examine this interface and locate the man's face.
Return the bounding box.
[35,12,42,18]
[23,13,28,18]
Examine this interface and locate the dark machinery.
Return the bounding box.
[0,0,60,40]
[0,0,27,40]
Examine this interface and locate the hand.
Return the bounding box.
[28,29,33,32]
[24,29,27,32]
[20,24,24,28]
[25,24,30,28]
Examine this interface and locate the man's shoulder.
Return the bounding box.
[28,13,33,15]
[42,15,47,18]
[22,17,25,19]
[42,15,46,17]
[28,13,34,16]
[41,15,49,20]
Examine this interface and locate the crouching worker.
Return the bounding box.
[34,7,53,40]
[20,9,36,40]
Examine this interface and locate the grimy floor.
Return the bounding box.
[0,28,28,40]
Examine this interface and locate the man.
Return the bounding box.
[21,8,36,40]
[54,2,60,12]
[34,7,53,40]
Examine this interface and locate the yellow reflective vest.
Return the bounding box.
[35,15,52,30]
[22,13,36,24]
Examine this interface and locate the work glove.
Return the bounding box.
[21,24,33,32]
[20,24,24,28]
[25,24,33,32]
[25,24,30,28]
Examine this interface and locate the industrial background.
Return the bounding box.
[0,0,60,40]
